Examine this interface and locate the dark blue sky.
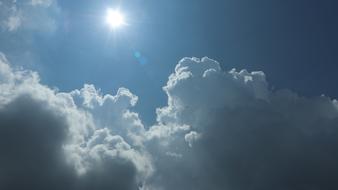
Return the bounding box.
[2,0,338,124]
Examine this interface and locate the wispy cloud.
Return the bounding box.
[0,0,59,32]
[31,0,52,6]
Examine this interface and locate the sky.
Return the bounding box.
[1,0,338,190]
[2,0,338,124]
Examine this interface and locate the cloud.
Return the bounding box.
[5,14,21,31]
[1,54,338,190]
[31,0,52,6]
[0,0,59,32]
[0,95,76,189]
[146,57,338,190]
[0,53,152,190]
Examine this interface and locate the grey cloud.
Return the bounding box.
[0,94,143,190]
[0,53,152,190]
[1,53,338,190]
[0,95,75,190]
[146,57,338,190]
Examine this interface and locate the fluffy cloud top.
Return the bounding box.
[1,53,338,190]
[147,57,338,190]
[0,52,152,190]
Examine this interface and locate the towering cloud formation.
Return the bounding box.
[0,53,338,190]
[146,57,338,190]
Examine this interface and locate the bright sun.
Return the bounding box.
[106,8,125,29]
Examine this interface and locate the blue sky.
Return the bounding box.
[1,1,338,189]
[2,0,338,124]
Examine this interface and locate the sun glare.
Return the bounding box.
[106,9,125,29]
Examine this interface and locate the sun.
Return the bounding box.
[106,8,126,29]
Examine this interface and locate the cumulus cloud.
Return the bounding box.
[146,57,338,190]
[0,52,152,190]
[1,54,338,190]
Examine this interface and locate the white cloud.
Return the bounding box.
[146,57,338,190]
[156,57,269,127]
[184,131,201,147]
[1,54,338,190]
[0,52,152,189]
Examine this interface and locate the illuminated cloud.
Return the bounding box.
[0,53,152,190]
[1,54,338,190]
[146,57,338,190]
